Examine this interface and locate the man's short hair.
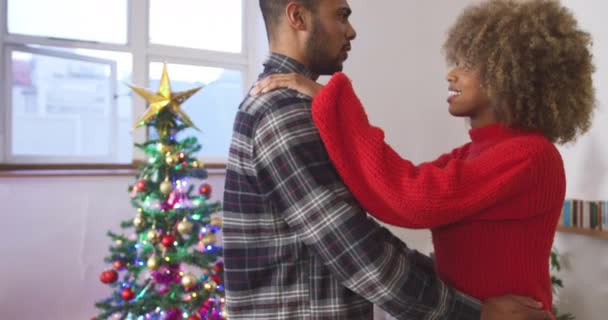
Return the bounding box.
[259,0,318,39]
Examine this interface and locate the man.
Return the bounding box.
[223,0,551,319]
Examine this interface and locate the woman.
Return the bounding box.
[251,0,595,316]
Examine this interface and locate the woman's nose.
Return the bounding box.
[446,68,457,82]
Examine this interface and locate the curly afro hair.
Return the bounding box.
[443,0,595,144]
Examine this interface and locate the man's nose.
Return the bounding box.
[347,22,357,40]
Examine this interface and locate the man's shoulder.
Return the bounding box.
[239,88,312,119]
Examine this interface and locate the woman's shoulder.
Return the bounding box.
[498,133,563,166]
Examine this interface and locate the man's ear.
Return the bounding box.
[285,2,310,31]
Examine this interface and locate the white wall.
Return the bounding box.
[553,1,608,319]
[0,173,226,320]
[344,1,608,319]
[344,2,473,319]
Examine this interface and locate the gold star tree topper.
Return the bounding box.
[128,63,203,130]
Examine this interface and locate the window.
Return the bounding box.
[1,0,251,166]
[150,0,242,53]
[8,0,128,44]
[9,47,118,162]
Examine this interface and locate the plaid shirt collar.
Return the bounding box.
[262,52,317,80]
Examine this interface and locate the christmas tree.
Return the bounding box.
[94,64,226,320]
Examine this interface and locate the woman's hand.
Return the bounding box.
[250,73,323,97]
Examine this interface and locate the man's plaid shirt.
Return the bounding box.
[223,53,482,320]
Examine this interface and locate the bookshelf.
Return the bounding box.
[557,226,608,240]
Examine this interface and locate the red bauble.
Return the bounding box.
[213,262,224,273]
[99,270,118,284]
[121,287,135,301]
[135,179,146,191]
[161,234,176,247]
[187,315,201,320]
[113,260,126,270]
[199,183,212,198]
[211,274,222,285]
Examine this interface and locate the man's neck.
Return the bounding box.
[270,46,319,81]
[268,45,319,80]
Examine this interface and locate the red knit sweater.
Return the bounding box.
[311,72,565,313]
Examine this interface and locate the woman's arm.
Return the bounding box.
[311,73,557,229]
[251,72,559,229]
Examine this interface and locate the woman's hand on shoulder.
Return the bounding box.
[250,72,323,97]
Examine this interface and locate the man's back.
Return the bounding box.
[222,53,481,320]
[223,54,373,319]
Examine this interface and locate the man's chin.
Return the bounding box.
[329,61,344,73]
[315,66,343,76]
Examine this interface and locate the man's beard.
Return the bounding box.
[305,18,343,75]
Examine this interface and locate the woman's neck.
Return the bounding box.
[469,108,498,128]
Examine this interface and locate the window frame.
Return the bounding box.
[0,0,252,169]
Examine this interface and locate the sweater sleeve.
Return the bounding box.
[311,72,550,229]
[426,144,471,168]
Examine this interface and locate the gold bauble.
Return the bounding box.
[133,214,146,228]
[181,273,197,289]
[147,255,160,270]
[115,239,123,247]
[191,160,200,168]
[165,153,177,166]
[203,280,217,292]
[147,230,161,243]
[201,234,216,245]
[221,307,227,319]
[177,219,193,236]
[160,180,173,194]
[158,143,173,155]
[209,217,222,227]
